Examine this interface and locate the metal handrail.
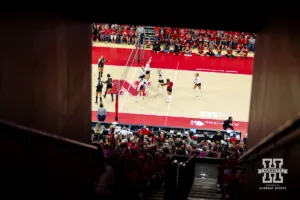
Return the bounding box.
[238,116,300,163]
[0,119,97,150]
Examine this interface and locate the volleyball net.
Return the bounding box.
[114,34,143,121]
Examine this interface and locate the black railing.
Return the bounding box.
[238,117,300,164]
[0,120,99,200]
[164,155,196,200]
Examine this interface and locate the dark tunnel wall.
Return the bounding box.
[0,17,92,143]
[247,17,300,148]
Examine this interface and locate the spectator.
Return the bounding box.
[223,116,234,130]
[216,46,222,58]
[145,38,152,48]
[184,44,192,56]
[97,103,107,122]
[104,28,111,43]
[196,43,205,56]
[92,23,100,41]
[173,41,180,55]
[152,41,161,53]
[163,43,170,53]
[93,144,115,200]
[248,36,256,52]
[121,28,128,44]
[240,46,248,59]
[94,123,104,142]
[111,28,117,43]
[225,48,236,59]
[206,46,215,57]
[213,131,224,143]
[229,134,239,145]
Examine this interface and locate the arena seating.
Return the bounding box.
[92,23,256,57]
[1,120,246,200]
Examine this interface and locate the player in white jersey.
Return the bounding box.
[157,69,164,95]
[136,78,147,102]
[145,57,152,80]
[193,73,203,97]
[139,66,146,80]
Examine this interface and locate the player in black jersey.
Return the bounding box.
[103,74,114,101]
[95,77,103,104]
[98,55,110,78]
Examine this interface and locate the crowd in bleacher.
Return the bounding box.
[92,123,246,199]
[92,23,256,58]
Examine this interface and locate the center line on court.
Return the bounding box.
[164,61,179,126]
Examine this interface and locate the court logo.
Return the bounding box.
[258,158,287,190]
[112,80,151,96]
[190,120,205,127]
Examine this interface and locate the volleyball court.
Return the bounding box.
[92,36,252,134]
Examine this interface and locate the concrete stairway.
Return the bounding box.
[188,164,221,200]
[148,185,164,200]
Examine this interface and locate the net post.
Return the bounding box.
[137,36,141,63]
[115,82,119,122]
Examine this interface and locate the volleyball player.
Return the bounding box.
[193,73,203,97]
[161,79,173,103]
[98,55,110,78]
[145,57,152,80]
[103,74,114,101]
[139,66,146,81]
[157,69,164,95]
[136,78,147,102]
[95,77,103,103]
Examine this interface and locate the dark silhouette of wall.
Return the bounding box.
[247,16,300,148]
[0,17,92,143]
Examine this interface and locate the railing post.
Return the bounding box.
[164,159,178,200]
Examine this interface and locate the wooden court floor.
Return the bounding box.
[91,64,252,122]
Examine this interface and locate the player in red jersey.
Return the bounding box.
[161,79,173,103]
[128,28,135,44]
[240,46,248,59]
[196,43,205,56]
[225,47,236,59]
[121,29,128,44]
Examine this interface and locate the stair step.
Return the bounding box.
[188,197,220,200]
[188,194,219,199]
